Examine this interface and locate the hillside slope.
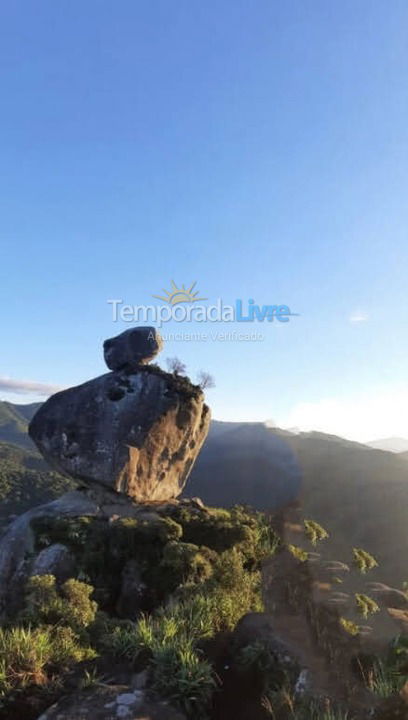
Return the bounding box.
[1,406,407,587]
[0,401,41,450]
[188,422,408,587]
[0,442,74,529]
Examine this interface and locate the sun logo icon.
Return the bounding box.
[153,281,207,305]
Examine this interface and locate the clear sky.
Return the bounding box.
[1,1,408,442]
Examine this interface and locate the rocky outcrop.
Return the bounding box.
[232,611,301,680]
[0,490,98,615]
[31,543,75,582]
[103,327,163,371]
[0,489,207,615]
[36,686,186,720]
[29,329,210,503]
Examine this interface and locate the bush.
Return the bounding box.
[304,519,329,546]
[287,544,309,562]
[60,579,98,630]
[19,504,276,717]
[21,575,97,633]
[31,515,185,611]
[100,611,189,665]
[100,624,144,664]
[355,593,380,620]
[160,541,215,588]
[151,644,216,719]
[0,625,95,697]
[367,659,405,697]
[160,594,215,640]
[353,548,378,574]
[209,578,263,631]
[172,508,248,553]
[339,617,361,636]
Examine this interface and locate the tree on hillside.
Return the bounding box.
[166,357,187,375]
[197,371,215,390]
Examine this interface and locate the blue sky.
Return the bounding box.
[1,0,408,441]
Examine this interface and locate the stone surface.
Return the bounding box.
[232,612,300,677]
[29,365,210,502]
[0,490,98,615]
[104,328,163,371]
[36,687,186,720]
[31,543,75,582]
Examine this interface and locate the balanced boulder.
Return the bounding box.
[29,329,210,503]
[103,327,163,371]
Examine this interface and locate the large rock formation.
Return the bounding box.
[104,326,163,371]
[29,328,210,502]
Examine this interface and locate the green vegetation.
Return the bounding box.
[97,539,265,715]
[306,703,352,720]
[0,624,95,699]
[0,504,275,718]
[287,544,309,562]
[260,688,353,719]
[352,548,378,574]
[339,617,361,636]
[151,645,216,719]
[303,519,329,546]
[21,575,97,633]
[0,443,74,530]
[0,402,38,450]
[354,593,380,620]
[367,660,406,698]
[0,498,405,719]
[390,633,408,668]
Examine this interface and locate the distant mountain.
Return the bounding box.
[187,421,408,587]
[0,442,74,530]
[0,401,41,450]
[366,437,408,453]
[0,402,74,528]
[187,421,302,510]
[9,402,43,423]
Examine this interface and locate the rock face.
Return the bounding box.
[29,329,210,503]
[104,327,163,371]
[232,612,300,680]
[36,686,186,720]
[31,543,75,582]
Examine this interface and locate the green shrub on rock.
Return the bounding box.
[0,625,95,698]
[160,541,215,587]
[171,505,278,566]
[60,578,98,630]
[21,575,97,633]
[151,644,216,719]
